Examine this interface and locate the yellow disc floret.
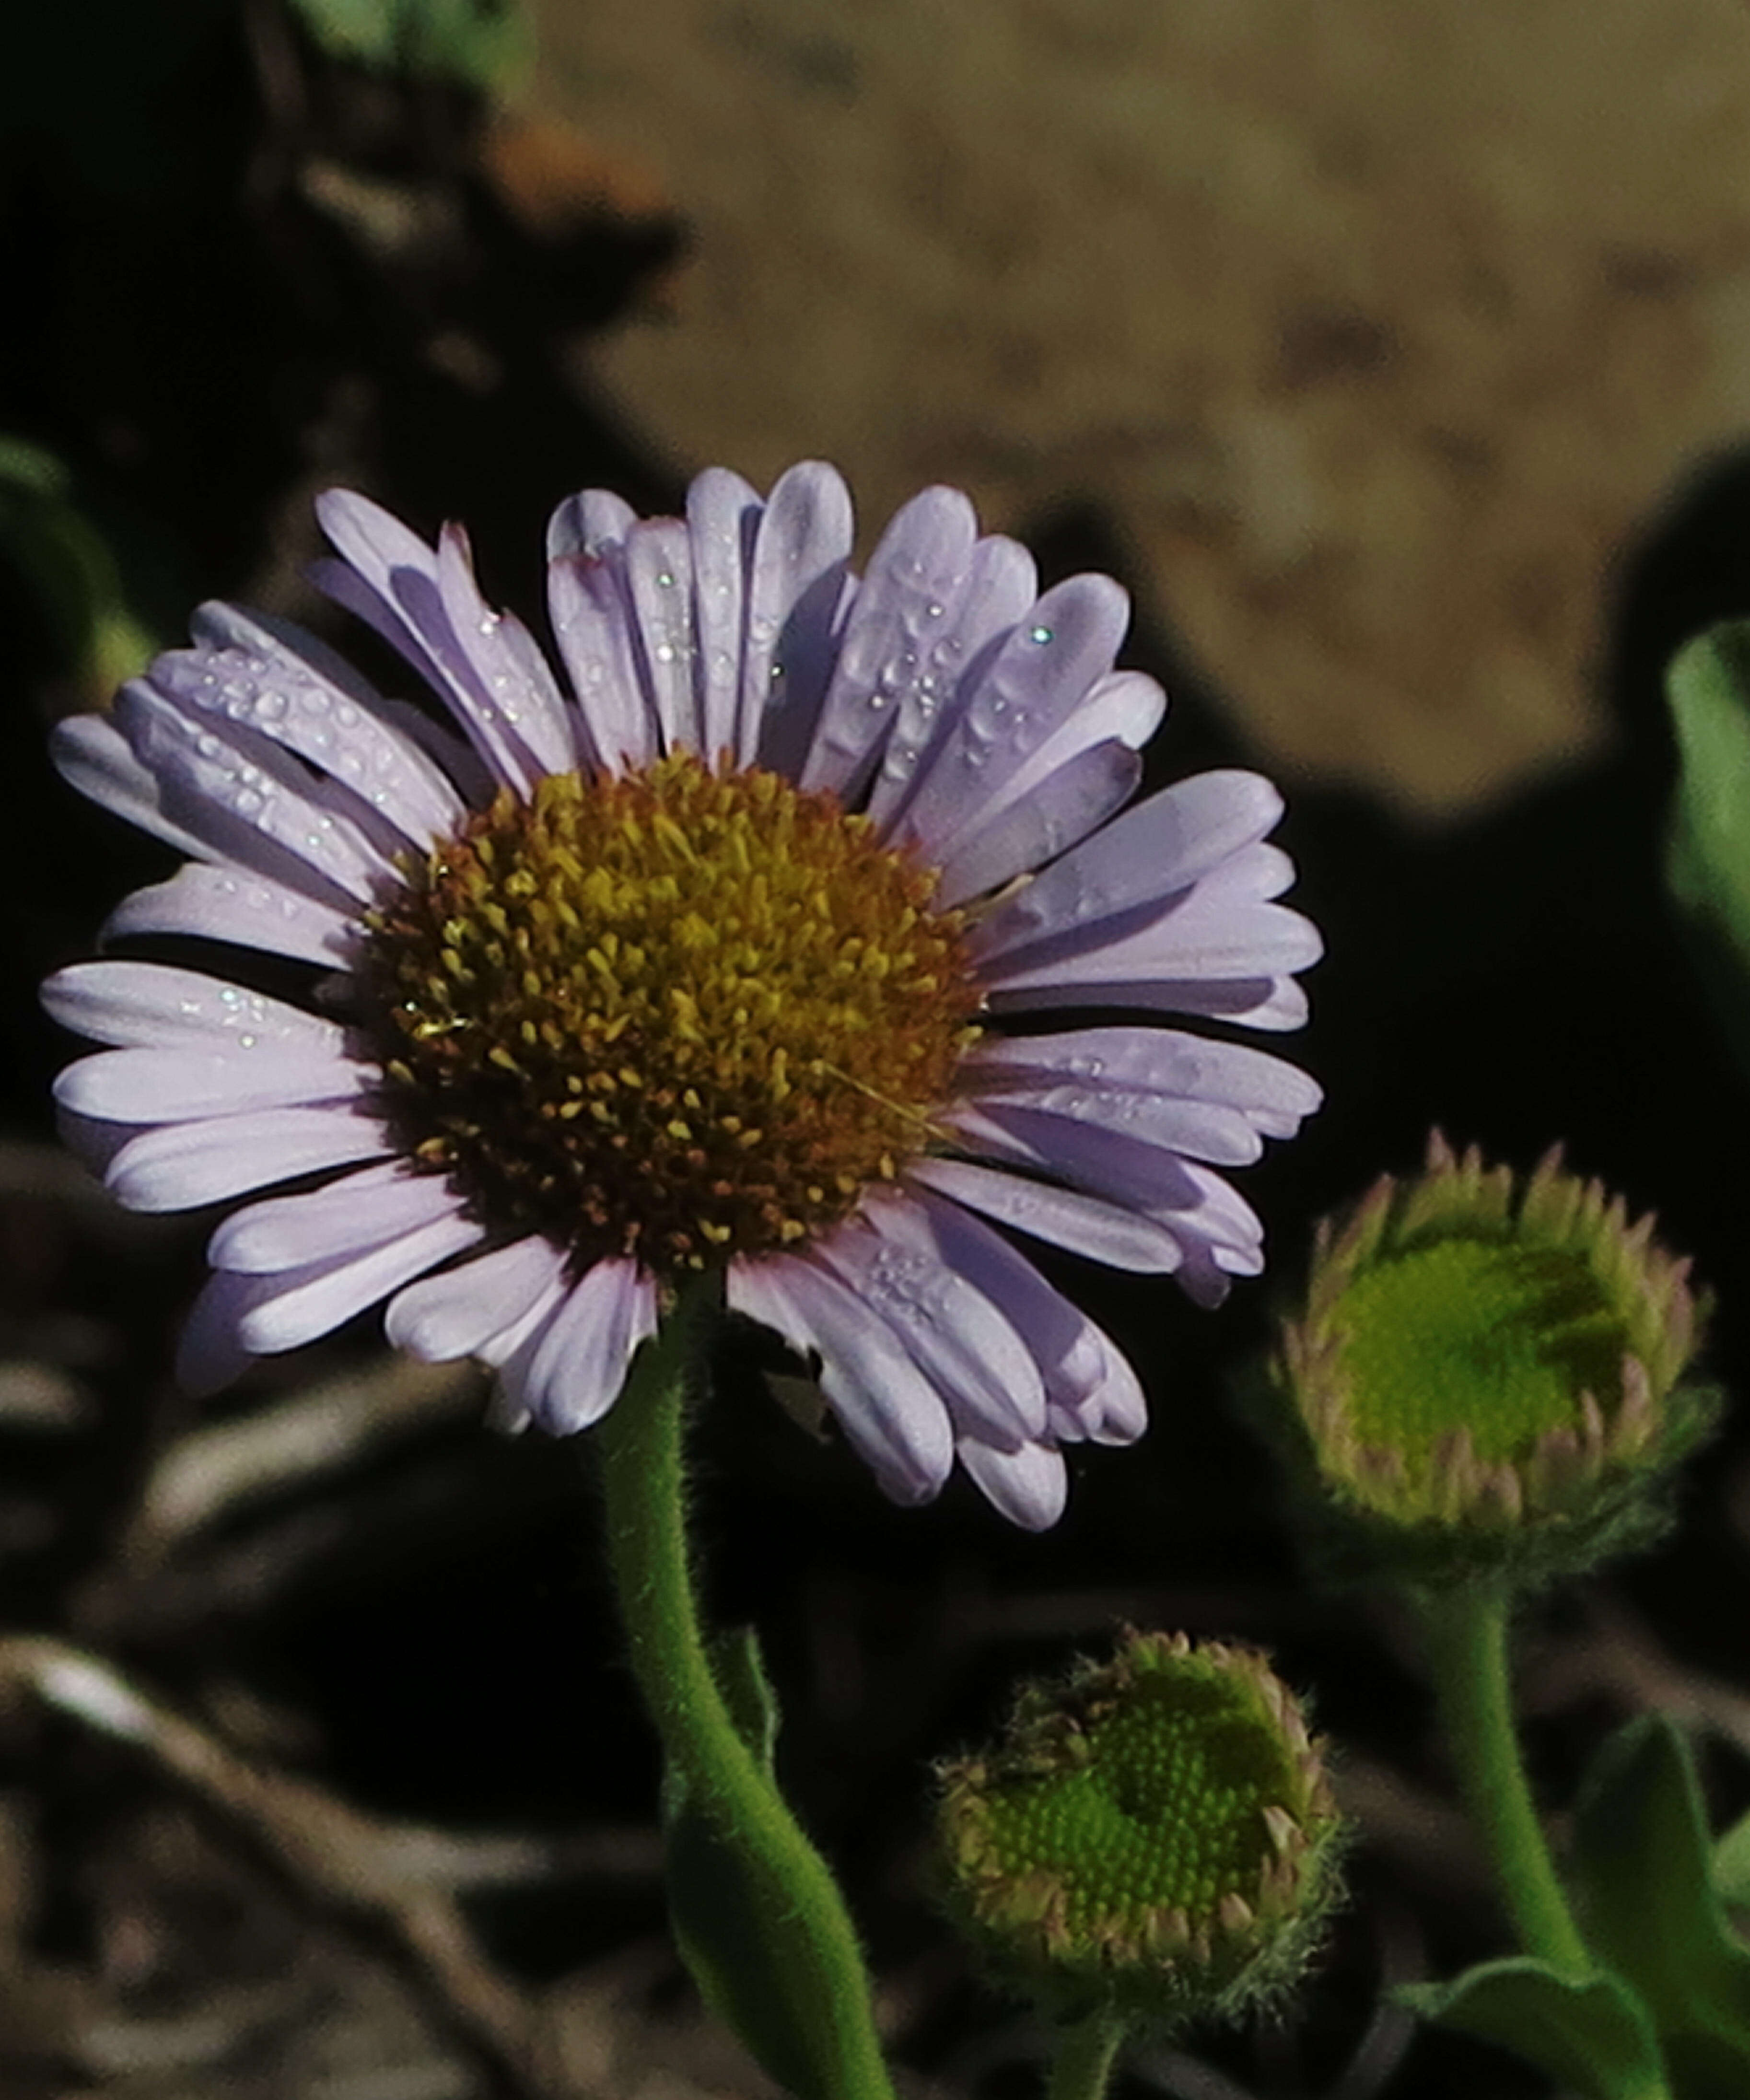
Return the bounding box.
[354,750,982,1272]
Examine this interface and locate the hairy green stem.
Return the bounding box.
[1045,2009,1128,2100]
[1418,1583,1591,1976]
[593,1276,896,2100]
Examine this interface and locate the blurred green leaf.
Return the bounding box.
[288,0,526,89]
[1571,1715,1750,2099]
[1400,1958,1668,2100]
[1712,1805,1750,1911]
[0,438,155,697]
[1666,624,1750,1075]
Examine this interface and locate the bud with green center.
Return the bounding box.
[1273,1133,1714,1587]
[936,1630,1343,2028]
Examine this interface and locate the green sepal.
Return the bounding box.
[1239,1353,1718,1601]
[1666,623,1750,1080]
[661,1625,839,2100]
[1569,1714,1750,2097]
[1398,1958,1667,2100]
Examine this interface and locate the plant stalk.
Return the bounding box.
[593,1275,896,2100]
[1418,1581,1592,1977]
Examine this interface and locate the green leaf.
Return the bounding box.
[0,438,155,694]
[1666,624,1750,1075]
[662,1626,847,2099]
[1399,1957,1668,2100]
[1570,1714,1750,2098]
[287,0,526,89]
[707,1624,782,1772]
[1711,1805,1750,1912]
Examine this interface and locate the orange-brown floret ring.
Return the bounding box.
[352,749,984,1274]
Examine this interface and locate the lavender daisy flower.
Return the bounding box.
[43,464,1321,1528]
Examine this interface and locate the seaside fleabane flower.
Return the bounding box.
[43,464,1321,1528]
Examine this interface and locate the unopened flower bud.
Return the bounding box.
[1274,1133,1714,1587]
[936,1630,1342,2025]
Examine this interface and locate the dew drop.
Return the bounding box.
[1029,625,1054,645]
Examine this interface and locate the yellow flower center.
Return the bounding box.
[355,750,982,1272]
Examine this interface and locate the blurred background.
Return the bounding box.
[6,3,1750,2094]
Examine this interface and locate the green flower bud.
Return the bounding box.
[1273,1133,1714,1587]
[935,1630,1343,2027]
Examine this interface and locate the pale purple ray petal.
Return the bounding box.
[507,1258,657,1434]
[1162,1162,1268,1310]
[544,539,658,773]
[623,519,699,755]
[55,1043,368,1124]
[727,1254,955,1504]
[548,488,636,561]
[799,485,979,801]
[960,1084,1264,1168]
[844,1190,1053,1439]
[957,1437,1067,1531]
[476,1269,571,1369]
[906,1156,1183,1272]
[978,890,1323,1001]
[867,532,1041,837]
[42,961,344,1053]
[916,672,1159,886]
[176,1269,276,1395]
[933,741,1141,908]
[685,466,761,762]
[236,1210,485,1355]
[115,683,393,911]
[51,1107,139,1178]
[747,462,857,774]
[1046,1322,1147,1445]
[103,864,356,968]
[385,1234,569,1360]
[967,770,1286,972]
[211,1163,461,1274]
[105,1105,393,1211]
[989,970,1312,1030]
[374,695,496,804]
[961,1026,1322,1140]
[893,572,1130,856]
[312,505,495,736]
[945,1102,1270,1278]
[894,1182,1102,1402]
[172,604,465,845]
[314,492,557,793]
[51,712,218,862]
[434,522,574,778]
[813,1212,1045,1447]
